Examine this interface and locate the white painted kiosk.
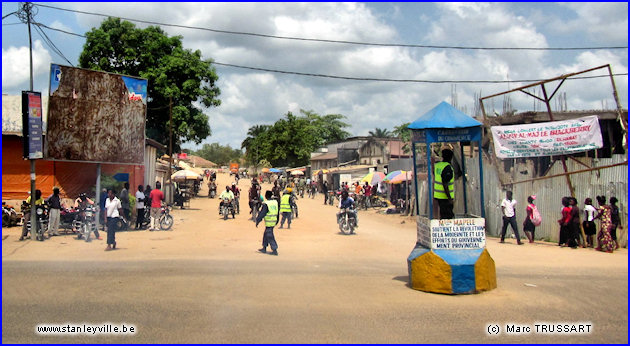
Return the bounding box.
[407,102,496,294]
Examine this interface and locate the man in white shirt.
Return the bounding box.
[500,191,523,245]
[135,185,145,230]
[105,189,123,251]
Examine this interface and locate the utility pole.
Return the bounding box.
[24,2,37,240]
[167,96,173,204]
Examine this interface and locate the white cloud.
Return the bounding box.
[2,40,52,88]
[25,2,625,151]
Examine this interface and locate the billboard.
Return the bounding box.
[491,115,603,159]
[45,64,147,164]
[22,91,44,159]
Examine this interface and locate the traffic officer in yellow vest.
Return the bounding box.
[434,149,455,219]
[256,190,280,255]
[279,188,294,229]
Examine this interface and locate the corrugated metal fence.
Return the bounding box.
[464,154,627,246]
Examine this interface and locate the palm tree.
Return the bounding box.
[368,127,392,138]
[241,125,270,166]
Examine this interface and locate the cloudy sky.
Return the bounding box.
[2,2,628,151]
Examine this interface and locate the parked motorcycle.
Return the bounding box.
[158,204,174,230]
[20,202,48,241]
[2,202,20,227]
[59,206,80,233]
[76,205,98,241]
[338,207,357,235]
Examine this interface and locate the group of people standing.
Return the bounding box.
[498,189,622,253]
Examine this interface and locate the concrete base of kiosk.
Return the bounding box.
[407,246,496,294]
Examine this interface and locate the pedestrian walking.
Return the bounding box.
[522,195,536,243]
[583,198,597,248]
[45,187,62,237]
[149,182,165,231]
[594,196,614,253]
[256,190,279,256]
[500,191,523,245]
[322,181,329,205]
[104,189,123,251]
[558,197,572,247]
[135,185,145,230]
[609,197,622,250]
[570,197,585,248]
[120,182,130,221]
[99,188,108,231]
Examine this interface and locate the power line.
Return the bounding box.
[33,21,86,38]
[33,3,628,51]
[213,62,628,84]
[16,19,630,85]
[32,22,74,66]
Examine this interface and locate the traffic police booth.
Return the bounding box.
[407,102,496,294]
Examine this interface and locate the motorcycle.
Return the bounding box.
[158,204,174,230]
[2,202,20,227]
[76,205,98,241]
[59,206,80,233]
[220,198,235,220]
[21,202,48,241]
[208,183,217,199]
[250,198,261,222]
[338,207,357,235]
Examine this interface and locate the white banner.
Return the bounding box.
[491,115,603,158]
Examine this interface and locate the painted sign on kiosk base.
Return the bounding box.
[408,216,496,294]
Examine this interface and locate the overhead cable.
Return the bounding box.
[33,3,628,51]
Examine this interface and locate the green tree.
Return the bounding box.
[393,122,412,154]
[241,110,350,168]
[79,17,221,151]
[241,125,271,166]
[368,127,392,138]
[195,143,242,166]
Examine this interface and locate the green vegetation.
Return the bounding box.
[79,17,221,151]
[240,110,350,167]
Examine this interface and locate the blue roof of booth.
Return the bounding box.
[408,101,482,130]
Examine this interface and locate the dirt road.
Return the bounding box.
[2,173,627,343]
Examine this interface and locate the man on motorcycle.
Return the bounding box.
[20,190,44,241]
[249,179,262,220]
[336,190,358,228]
[231,182,241,214]
[219,186,235,214]
[208,179,217,198]
[74,193,101,240]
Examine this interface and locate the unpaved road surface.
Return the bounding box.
[3,173,627,343]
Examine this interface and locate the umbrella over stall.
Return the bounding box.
[385,171,413,184]
[360,171,386,185]
[171,169,202,182]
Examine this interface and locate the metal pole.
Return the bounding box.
[26,2,37,240]
[478,140,485,218]
[607,64,628,151]
[95,163,101,230]
[168,97,173,204]
[411,142,419,217]
[427,141,433,219]
[460,144,468,216]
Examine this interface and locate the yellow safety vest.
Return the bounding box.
[280,194,292,213]
[264,200,279,227]
[433,162,454,199]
